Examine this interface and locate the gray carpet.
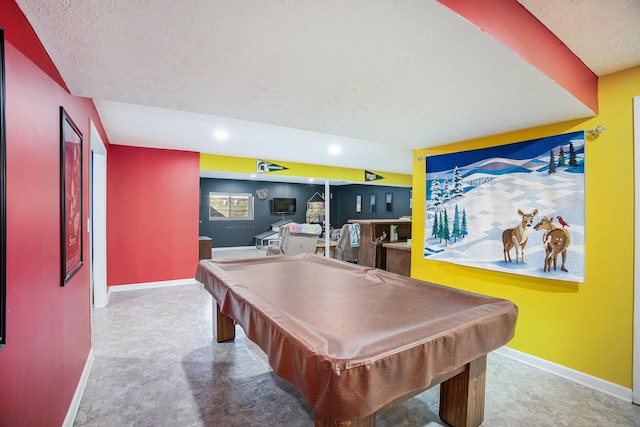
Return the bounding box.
[73,248,640,426]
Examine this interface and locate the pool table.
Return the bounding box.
[196,254,517,426]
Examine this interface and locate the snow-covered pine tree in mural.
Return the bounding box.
[453,166,463,198]
[452,204,461,242]
[548,150,556,174]
[557,146,566,167]
[429,177,441,210]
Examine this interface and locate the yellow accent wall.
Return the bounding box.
[200,154,412,186]
[411,65,640,388]
[200,154,255,173]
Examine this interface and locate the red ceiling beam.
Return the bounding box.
[439,0,598,114]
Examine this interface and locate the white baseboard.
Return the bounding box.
[62,348,94,427]
[212,246,260,252]
[494,346,632,402]
[109,278,200,293]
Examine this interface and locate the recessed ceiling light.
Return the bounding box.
[213,129,229,141]
[328,144,341,155]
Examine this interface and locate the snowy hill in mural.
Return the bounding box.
[424,132,585,282]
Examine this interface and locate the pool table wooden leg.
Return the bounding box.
[212,301,235,342]
[314,413,376,427]
[439,354,487,427]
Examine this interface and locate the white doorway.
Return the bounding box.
[90,120,108,308]
[633,96,639,403]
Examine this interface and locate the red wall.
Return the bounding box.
[0,1,110,425]
[0,3,202,424]
[107,145,200,286]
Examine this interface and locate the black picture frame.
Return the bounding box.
[0,26,6,350]
[60,107,83,285]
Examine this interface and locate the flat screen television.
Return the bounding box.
[272,197,296,214]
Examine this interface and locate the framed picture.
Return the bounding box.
[60,107,83,285]
[0,26,6,349]
[369,193,376,213]
[356,194,362,213]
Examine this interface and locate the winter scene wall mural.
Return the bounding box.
[424,131,585,282]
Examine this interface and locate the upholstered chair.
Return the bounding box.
[266,223,322,256]
[334,223,360,263]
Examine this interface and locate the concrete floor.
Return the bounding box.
[74,248,640,426]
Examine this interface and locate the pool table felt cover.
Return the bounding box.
[196,254,518,421]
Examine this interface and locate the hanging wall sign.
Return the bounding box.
[257,159,288,174]
[365,170,384,182]
[424,131,585,283]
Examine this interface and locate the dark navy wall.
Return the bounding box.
[199,178,327,247]
[199,178,411,247]
[334,185,412,226]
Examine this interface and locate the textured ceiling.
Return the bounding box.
[14,0,640,180]
[518,0,640,76]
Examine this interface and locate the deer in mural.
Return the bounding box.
[502,208,538,264]
[534,215,570,272]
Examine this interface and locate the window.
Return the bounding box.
[209,192,254,220]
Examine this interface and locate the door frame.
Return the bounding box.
[90,120,108,308]
[633,96,639,403]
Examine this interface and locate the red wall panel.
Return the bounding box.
[0,2,110,426]
[107,145,200,286]
[438,0,598,113]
